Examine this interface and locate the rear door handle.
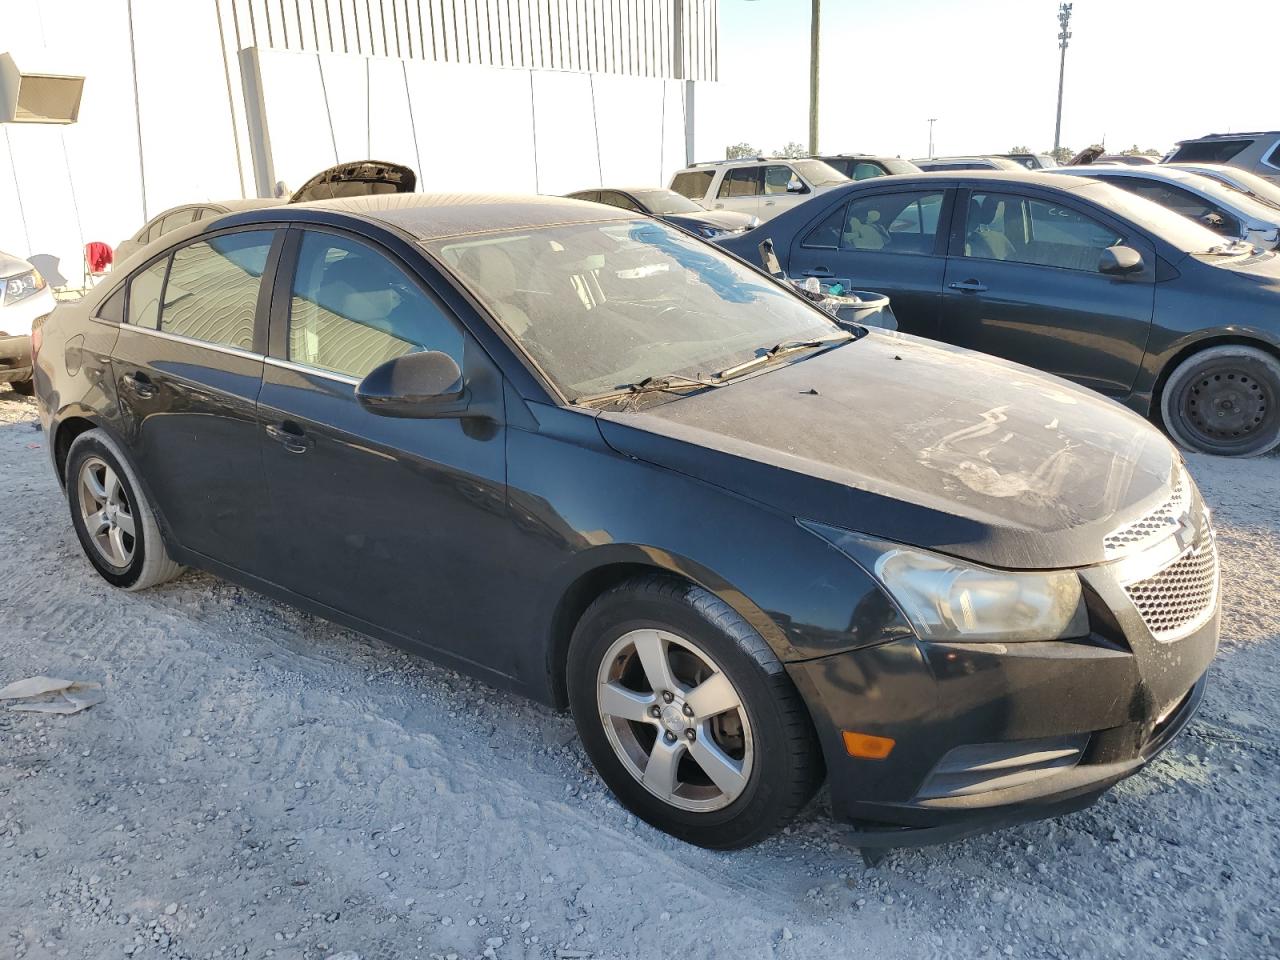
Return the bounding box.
[265,422,312,454]
[121,371,156,399]
[948,279,988,293]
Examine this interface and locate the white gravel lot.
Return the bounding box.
[0,384,1277,960]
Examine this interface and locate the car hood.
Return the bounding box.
[666,209,756,232]
[0,251,34,278]
[288,160,416,202]
[595,332,1178,570]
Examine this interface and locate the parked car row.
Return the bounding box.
[34,183,1220,852]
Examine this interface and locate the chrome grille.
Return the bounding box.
[1104,469,1188,558]
[1123,517,1219,642]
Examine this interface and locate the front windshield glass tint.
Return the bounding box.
[1074,182,1226,252]
[631,189,705,215]
[429,219,838,400]
[791,160,848,186]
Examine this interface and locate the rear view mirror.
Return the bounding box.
[1099,245,1144,276]
[786,178,806,193]
[356,350,466,418]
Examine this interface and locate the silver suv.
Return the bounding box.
[1166,132,1280,185]
[668,158,847,222]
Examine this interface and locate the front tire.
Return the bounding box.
[1160,345,1280,457]
[65,429,184,590]
[567,574,822,849]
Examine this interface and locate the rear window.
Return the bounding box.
[670,170,714,201]
[1168,139,1254,164]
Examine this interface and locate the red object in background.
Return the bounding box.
[85,242,113,275]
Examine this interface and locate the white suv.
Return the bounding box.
[669,158,848,222]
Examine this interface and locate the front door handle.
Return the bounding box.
[802,267,833,278]
[763,199,776,206]
[948,279,988,293]
[121,371,156,399]
[265,422,312,454]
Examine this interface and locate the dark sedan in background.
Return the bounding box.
[35,193,1216,850]
[720,170,1280,457]
[564,186,757,240]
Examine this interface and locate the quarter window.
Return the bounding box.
[158,207,200,237]
[963,193,1123,272]
[127,259,167,329]
[670,170,713,201]
[287,233,462,380]
[160,232,273,350]
[718,167,761,198]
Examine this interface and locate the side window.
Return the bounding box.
[838,192,944,255]
[964,192,1123,272]
[1266,141,1280,169]
[288,232,463,380]
[670,170,713,200]
[141,217,164,244]
[599,191,643,212]
[851,162,886,181]
[801,204,846,248]
[97,285,126,324]
[718,167,761,198]
[763,165,805,195]
[158,207,200,237]
[161,231,273,350]
[127,259,167,329]
[1115,180,1236,234]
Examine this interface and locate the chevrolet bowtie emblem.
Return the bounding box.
[1173,511,1196,552]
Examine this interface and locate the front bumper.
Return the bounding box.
[0,285,55,383]
[0,334,32,383]
[788,496,1220,847]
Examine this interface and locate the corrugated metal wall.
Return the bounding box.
[221,0,718,80]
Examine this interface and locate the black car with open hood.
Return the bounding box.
[33,192,1218,850]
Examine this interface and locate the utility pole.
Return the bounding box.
[928,118,937,158]
[809,0,820,155]
[1053,3,1072,154]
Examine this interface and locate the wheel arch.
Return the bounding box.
[1151,331,1280,428]
[542,547,795,710]
[51,414,104,488]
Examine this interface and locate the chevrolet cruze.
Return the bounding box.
[34,194,1219,849]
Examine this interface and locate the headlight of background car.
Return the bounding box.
[803,522,1089,642]
[2,270,47,306]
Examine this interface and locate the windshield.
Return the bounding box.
[791,160,849,187]
[630,189,705,215]
[428,219,839,401]
[1070,182,1233,253]
[1161,170,1280,222]
[1189,168,1280,209]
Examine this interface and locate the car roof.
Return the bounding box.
[284,192,634,240]
[1179,131,1278,141]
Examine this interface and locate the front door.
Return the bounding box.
[711,167,762,217]
[255,227,512,675]
[786,188,953,340]
[941,189,1155,396]
[109,229,279,569]
[759,164,809,220]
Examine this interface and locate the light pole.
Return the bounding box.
[809,0,821,155]
[927,118,937,158]
[1053,3,1072,154]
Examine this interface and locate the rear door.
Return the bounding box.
[940,187,1155,396]
[255,226,512,672]
[109,228,280,569]
[786,187,954,340]
[712,167,762,217]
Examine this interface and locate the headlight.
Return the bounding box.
[3,269,46,306]
[803,523,1089,642]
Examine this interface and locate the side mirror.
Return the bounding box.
[356,350,467,418]
[786,178,807,194]
[1099,245,1144,276]
[758,238,784,277]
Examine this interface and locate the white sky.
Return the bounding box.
[695,0,1280,161]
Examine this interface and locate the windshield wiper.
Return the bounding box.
[716,333,854,381]
[571,373,722,408]
[1205,239,1253,256]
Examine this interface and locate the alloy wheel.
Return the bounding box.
[595,628,753,812]
[77,456,136,568]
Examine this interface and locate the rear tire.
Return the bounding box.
[65,429,184,590]
[1160,345,1280,457]
[567,574,823,849]
[9,378,33,397]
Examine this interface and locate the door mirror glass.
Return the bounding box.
[1098,245,1144,276]
[356,350,465,418]
[786,177,806,193]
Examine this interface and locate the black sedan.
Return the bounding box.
[720,170,1280,457]
[564,186,757,239]
[34,194,1218,849]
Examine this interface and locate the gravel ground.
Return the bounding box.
[1,385,1277,960]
